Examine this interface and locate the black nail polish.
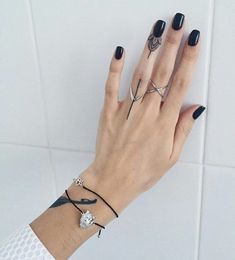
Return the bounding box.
[115,46,124,60]
[188,30,200,46]
[172,13,185,30]
[192,106,206,120]
[153,20,166,37]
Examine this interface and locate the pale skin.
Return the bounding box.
[30,14,205,259]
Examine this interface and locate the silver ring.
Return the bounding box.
[146,79,168,98]
[129,86,143,101]
[129,83,145,102]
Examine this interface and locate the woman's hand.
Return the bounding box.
[30,14,206,259]
[82,13,205,213]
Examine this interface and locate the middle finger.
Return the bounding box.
[142,13,185,106]
[124,20,166,120]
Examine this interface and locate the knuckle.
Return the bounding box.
[156,66,170,81]
[165,33,179,46]
[133,69,149,84]
[179,122,191,137]
[173,74,188,89]
[183,48,197,62]
[105,86,114,98]
[109,62,120,73]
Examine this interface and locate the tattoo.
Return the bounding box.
[49,196,97,208]
[126,79,142,120]
[147,33,162,58]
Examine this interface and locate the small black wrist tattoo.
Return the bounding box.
[49,196,97,208]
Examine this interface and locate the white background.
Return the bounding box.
[0,0,234,259]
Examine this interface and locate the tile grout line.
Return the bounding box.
[1,141,235,169]
[195,0,216,259]
[0,141,95,154]
[26,0,58,199]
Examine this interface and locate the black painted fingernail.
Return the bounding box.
[172,13,185,30]
[188,30,200,46]
[153,20,166,37]
[115,46,124,60]
[192,106,206,120]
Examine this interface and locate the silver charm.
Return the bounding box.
[80,210,95,229]
[73,177,84,187]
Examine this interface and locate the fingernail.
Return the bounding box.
[188,30,200,46]
[192,106,206,120]
[172,13,185,30]
[153,20,166,37]
[115,46,124,60]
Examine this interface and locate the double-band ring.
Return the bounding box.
[129,79,169,102]
[146,79,169,98]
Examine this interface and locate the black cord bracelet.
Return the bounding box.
[73,177,119,218]
[65,189,105,238]
[83,185,119,218]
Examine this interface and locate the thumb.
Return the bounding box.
[170,105,206,163]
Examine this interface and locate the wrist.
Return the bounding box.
[66,178,116,226]
[31,166,125,259]
[77,164,138,215]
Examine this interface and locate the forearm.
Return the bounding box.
[30,166,134,259]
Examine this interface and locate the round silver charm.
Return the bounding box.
[80,210,95,229]
[73,177,84,187]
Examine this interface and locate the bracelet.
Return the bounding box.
[65,189,105,238]
[73,177,119,218]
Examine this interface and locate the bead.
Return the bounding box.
[73,177,84,186]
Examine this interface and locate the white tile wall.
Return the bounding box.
[204,0,235,167]
[0,0,234,259]
[0,0,48,146]
[51,149,94,195]
[199,166,235,260]
[0,145,56,239]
